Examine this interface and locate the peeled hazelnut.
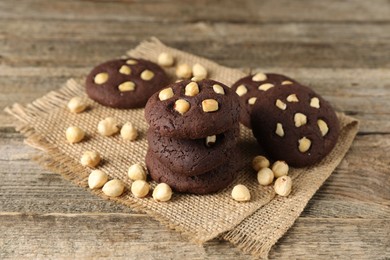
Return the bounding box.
[235,85,247,96]
[131,180,150,198]
[185,82,199,96]
[258,83,274,91]
[275,123,285,137]
[190,76,203,81]
[80,151,101,168]
[118,81,135,92]
[98,117,119,136]
[159,87,174,101]
[120,122,138,141]
[102,179,125,197]
[257,168,274,186]
[298,137,311,153]
[140,70,155,81]
[153,183,173,202]
[157,52,174,67]
[192,63,207,80]
[252,72,267,82]
[88,170,108,189]
[231,184,251,202]
[119,65,131,75]
[310,97,320,108]
[176,63,192,79]
[274,176,292,196]
[212,84,225,95]
[202,99,219,112]
[252,155,270,171]
[67,97,87,114]
[272,161,289,178]
[248,97,257,105]
[94,72,109,84]
[205,135,217,147]
[127,163,147,181]
[294,113,307,127]
[65,126,85,143]
[174,99,190,115]
[275,99,287,110]
[286,94,299,102]
[317,119,329,136]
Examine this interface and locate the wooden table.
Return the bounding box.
[1,1,389,259]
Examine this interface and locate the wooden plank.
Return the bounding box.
[1,0,390,23]
[0,213,388,259]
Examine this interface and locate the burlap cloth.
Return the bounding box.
[5,38,359,259]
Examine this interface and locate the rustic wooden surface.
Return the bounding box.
[1,0,389,259]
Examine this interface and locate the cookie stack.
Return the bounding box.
[145,79,241,194]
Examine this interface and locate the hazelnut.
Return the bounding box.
[67,97,87,114]
[80,151,101,168]
[275,123,285,137]
[212,84,225,95]
[102,179,125,197]
[119,65,131,75]
[175,63,192,79]
[190,76,203,82]
[185,82,199,96]
[127,163,147,181]
[202,99,219,112]
[257,168,274,186]
[248,97,257,105]
[294,113,307,127]
[131,180,150,198]
[94,72,109,84]
[126,59,138,65]
[192,63,207,80]
[174,99,190,115]
[272,161,289,178]
[252,155,270,171]
[274,176,292,196]
[275,99,287,110]
[282,80,293,85]
[317,119,329,136]
[231,184,251,202]
[98,117,119,136]
[205,135,217,147]
[140,70,155,81]
[157,52,174,67]
[120,122,138,141]
[258,83,274,91]
[118,81,136,92]
[310,97,320,108]
[88,170,108,189]
[235,85,247,96]
[65,126,85,143]
[158,87,174,101]
[153,183,173,202]
[286,94,299,102]
[252,72,267,82]
[298,137,311,153]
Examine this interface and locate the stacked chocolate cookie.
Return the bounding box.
[145,79,241,194]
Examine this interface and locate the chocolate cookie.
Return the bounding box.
[145,79,240,139]
[146,149,239,194]
[86,58,169,109]
[231,73,298,128]
[251,83,340,167]
[147,125,239,176]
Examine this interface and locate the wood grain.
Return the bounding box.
[1,0,389,259]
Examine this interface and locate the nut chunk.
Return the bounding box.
[67,97,87,113]
[98,117,119,136]
[80,151,101,168]
[274,176,292,196]
[121,122,138,141]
